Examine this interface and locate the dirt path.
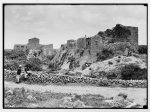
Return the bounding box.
[5,81,147,105]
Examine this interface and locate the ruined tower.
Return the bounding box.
[27,37,40,50]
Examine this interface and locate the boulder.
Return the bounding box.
[4,98,9,104]
[6,89,13,95]
[27,94,36,102]
[59,96,73,108]
[73,100,86,108]
[126,102,139,108]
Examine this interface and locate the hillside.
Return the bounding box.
[51,24,139,70]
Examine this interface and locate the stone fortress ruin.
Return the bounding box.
[14,37,53,56]
[14,24,138,59]
[64,24,138,57]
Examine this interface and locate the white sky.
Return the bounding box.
[4,5,147,49]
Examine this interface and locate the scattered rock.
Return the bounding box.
[4,98,9,104]
[59,96,73,108]
[28,103,38,107]
[125,102,138,108]
[73,100,86,108]
[27,94,36,102]
[6,89,13,95]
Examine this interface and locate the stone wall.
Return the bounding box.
[86,38,91,49]
[98,24,138,52]
[127,27,138,52]
[77,37,86,50]
[67,39,76,49]
[91,35,103,56]
[14,37,54,56]
[27,38,40,50]
[61,44,67,50]
[14,44,27,51]
[42,44,53,56]
[4,69,147,88]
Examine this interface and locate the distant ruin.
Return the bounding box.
[14,37,53,56]
[98,24,138,51]
[63,24,137,55]
[14,24,138,57]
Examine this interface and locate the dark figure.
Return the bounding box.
[16,65,22,83]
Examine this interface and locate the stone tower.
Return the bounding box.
[27,37,40,50]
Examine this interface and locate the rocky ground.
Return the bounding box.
[81,55,146,76]
[4,81,147,108]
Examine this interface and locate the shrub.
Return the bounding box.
[108,61,113,65]
[4,61,19,70]
[48,62,61,71]
[97,48,114,61]
[25,58,42,71]
[107,72,117,79]
[80,50,84,57]
[138,45,147,54]
[46,54,55,61]
[118,56,121,58]
[5,50,26,60]
[116,59,120,63]
[120,64,147,80]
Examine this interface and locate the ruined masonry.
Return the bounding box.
[14,24,138,58]
[14,37,53,56]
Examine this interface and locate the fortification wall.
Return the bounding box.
[27,38,40,50]
[67,39,76,49]
[77,37,86,50]
[91,35,103,56]
[127,27,138,52]
[42,44,53,55]
[14,44,27,51]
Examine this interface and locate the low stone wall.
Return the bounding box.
[4,69,147,88]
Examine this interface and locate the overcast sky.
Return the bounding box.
[4,5,147,49]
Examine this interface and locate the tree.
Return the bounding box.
[25,58,42,71]
[138,45,147,54]
[121,64,147,80]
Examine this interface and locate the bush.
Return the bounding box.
[97,48,114,61]
[25,58,42,71]
[108,61,113,65]
[121,64,147,80]
[116,59,120,63]
[4,61,19,70]
[138,45,147,54]
[48,62,61,71]
[107,72,118,79]
[5,50,26,60]
[46,54,55,61]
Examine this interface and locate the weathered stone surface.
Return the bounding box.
[14,37,54,58]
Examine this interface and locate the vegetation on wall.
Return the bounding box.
[97,48,114,61]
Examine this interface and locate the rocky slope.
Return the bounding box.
[82,55,147,77]
[51,24,140,70]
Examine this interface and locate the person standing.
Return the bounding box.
[16,65,22,83]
